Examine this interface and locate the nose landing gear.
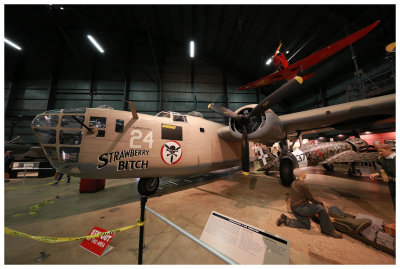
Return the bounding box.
[137,177,159,196]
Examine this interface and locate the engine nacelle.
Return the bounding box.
[226,104,285,146]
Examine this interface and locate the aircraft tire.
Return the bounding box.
[137,177,159,196]
[280,157,294,187]
[322,164,334,171]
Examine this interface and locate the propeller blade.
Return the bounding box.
[241,128,250,175]
[247,76,303,118]
[273,43,282,57]
[208,103,238,119]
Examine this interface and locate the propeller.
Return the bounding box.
[208,76,303,175]
[273,43,283,57]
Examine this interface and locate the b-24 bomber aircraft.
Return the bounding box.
[31,77,395,194]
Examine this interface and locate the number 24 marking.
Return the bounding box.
[130,130,153,149]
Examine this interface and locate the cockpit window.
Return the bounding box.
[43,146,58,161]
[64,108,86,114]
[33,129,57,144]
[59,130,83,145]
[173,115,187,122]
[60,147,80,163]
[61,115,85,129]
[32,115,59,127]
[89,117,107,128]
[156,112,171,118]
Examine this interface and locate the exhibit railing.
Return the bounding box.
[145,206,238,265]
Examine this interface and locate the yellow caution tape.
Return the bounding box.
[5,179,66,190]
[5,219,145,243]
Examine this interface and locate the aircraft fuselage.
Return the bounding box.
[31,108,241,179]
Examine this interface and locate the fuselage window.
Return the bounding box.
[61,115,85,129]
[115,119,124,133]
[60,147,80,163]
[200,128,205,133]
[173,115,187,122]
[89,117,107,128]
[97,130,105,137]
[59,130,83,145]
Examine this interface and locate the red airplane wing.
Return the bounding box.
[237,21,379,90]
[237,70,288,90]
[289,20,380,73]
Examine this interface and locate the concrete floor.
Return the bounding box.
[4,165,396,264]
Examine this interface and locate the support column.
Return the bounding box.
[47,37,65,110]
[89,56,97,108]
[223,71,229,124]
[191,60,197,111]
[6,53,25,117]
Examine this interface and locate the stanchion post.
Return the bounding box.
[138,195,147,265]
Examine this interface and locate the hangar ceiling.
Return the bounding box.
[4,5,395,142]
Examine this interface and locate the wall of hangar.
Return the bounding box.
[5,33,261,144]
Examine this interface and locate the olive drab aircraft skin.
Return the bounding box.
[31,76,395,191]
[31,108,241,180]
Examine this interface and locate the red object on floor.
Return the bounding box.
[384,223,396,236]
[79,178,106,193]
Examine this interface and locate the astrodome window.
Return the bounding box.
[32,115,59,127]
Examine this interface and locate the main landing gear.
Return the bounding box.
[348,163,362,177]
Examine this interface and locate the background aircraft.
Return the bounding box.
[256,138,379,183]
[31,77,395,194]
[237,21,380,90]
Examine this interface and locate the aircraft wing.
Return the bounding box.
[278,94,395,133]
[322,151,379,164]
[289,21,379,73]
[237,71,287,90]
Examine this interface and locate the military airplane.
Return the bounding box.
[256,138,379,182]
[238,20,380,90]
[31,76,395,194]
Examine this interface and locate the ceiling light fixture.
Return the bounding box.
[190,41,195,58]
[286,50,289,54]
[4,38,22,51]
[266,58,272,65]
[87,35,104,53]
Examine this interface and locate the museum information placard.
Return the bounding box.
[200,211,289,264]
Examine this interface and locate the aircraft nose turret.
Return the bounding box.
[31,109,86,177]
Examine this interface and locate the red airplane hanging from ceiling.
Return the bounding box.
[237,21,380,90]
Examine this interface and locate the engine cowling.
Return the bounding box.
[225,104,285,146]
